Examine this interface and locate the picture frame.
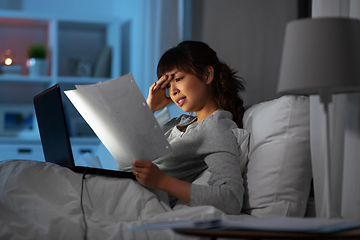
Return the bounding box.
[0,105,36,137]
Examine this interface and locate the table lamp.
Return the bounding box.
[277,17,360,218]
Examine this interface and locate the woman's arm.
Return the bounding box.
[132,159,191,203]
[190,151,244,214]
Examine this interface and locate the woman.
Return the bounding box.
[132,41,248,214]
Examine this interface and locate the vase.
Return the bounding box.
[27,58,48,77]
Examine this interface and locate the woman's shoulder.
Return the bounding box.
[201,110,249,142]
[202,110,237,131]
[197,110,249,156]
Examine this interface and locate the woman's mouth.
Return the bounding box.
[176,97,186,107]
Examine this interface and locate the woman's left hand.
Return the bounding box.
[132,160,191,204]
[132,159,165,189]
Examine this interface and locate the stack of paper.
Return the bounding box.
[65,73,172,168]
[128,217,360,233]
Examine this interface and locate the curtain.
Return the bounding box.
[311,0,360,219]
[124,0,189,118]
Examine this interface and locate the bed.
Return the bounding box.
[0,95,312,239]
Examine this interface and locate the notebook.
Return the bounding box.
[33,84,135,179]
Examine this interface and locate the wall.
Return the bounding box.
[191,0,298,105]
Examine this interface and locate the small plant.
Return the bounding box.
[27,44,47,59]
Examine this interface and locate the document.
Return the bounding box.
[65,73,172,168]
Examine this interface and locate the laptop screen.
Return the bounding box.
[34,84,76,170]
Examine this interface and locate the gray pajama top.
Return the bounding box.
[153,110,246,214]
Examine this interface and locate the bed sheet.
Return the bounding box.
[0,160,254,240]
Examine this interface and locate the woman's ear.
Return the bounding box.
[206,66,214,84]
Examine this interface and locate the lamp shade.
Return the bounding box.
[278,18,360,95]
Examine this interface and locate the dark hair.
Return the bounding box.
[157,41,246,128]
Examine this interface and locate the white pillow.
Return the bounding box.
[242,95,312,217]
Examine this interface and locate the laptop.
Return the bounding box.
[33,84,136,180]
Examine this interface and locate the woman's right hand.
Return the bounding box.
[146,74,174,113]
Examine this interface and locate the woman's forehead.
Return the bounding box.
[164,69,180,76]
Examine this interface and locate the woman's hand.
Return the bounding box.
[146,74,174,113]
[132,159,166,189]
[132,159,191,204]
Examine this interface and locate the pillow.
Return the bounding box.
[242,95,312,217]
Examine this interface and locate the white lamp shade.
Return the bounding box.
[278,18,360,95]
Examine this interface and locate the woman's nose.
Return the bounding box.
[169,85,179,96]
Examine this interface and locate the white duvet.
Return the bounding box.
[0,160,254,240]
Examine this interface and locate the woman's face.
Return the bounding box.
[165,69,217,118]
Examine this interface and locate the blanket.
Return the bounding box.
[0,160,254,240]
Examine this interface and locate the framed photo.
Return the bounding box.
[0,105,36,136]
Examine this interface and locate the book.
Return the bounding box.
[64,73,172,168]
[0,64,22,75]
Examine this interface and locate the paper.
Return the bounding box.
[65,73,172,168]
[128,217,360,233]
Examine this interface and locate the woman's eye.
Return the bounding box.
[175,77,182,82]
[165,84,170,89]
